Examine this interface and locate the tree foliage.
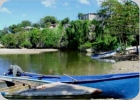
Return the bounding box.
[78,13,84,20]
[21,20,31,27]
[40,16,58,28]
[61,17,70,26]
[0,1,138,52]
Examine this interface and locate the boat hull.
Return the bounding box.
[91,51,116,59]
[1,83,101,99]
[3,72,140,99]
[71,76,139,98]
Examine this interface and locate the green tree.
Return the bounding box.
[78,13,84,20]
[21,20,31,27]
[61,17,70,26]
[66,20,91,50]
[28,29,42,48]
[44,27,62,48]
[40,16,58,28]
[9,24,22,34]
[1,34,17,48]
[98,0,139,52]
[32,23,40,28]
[15,32,32,48]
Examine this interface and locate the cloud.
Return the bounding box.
[63,2,69,6]
[0,0,8,8]
[78,0,90,5]
[0,7,11,14]
[95,0,104,6]
[41,0,57,8]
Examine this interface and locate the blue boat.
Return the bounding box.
[91,51,116,59]
[4,72,140,99]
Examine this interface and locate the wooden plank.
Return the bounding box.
[0,76,102,99]
[5,86,30,94]
[0,84,23,92]
[2,83,102,99]
[0,76,46,87]
[0,80,4,83]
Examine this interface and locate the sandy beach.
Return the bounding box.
[109,61,139,74]
[0,48,58,54]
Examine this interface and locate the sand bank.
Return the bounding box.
[109,61,139,74]
[0,48,58,54]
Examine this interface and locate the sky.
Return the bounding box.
[0,0,103,30]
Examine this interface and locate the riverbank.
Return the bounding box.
[0,48,58,54]
[108,52,139,74]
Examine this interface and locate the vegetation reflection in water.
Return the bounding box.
[0,51,112,75]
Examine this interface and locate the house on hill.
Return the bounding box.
[81,13,105,21]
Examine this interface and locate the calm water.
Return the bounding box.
[0,51,113,75]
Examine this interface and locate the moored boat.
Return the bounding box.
[2,72,139,99]
[91,51,116,59]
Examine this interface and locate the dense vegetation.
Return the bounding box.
[0,0,139,52]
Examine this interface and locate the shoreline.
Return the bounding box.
[0,48,58,54]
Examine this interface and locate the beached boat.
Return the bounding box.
[117,46,140,52]
[91,51,116,59]
[0,76,101,99]
[2,72,139,99]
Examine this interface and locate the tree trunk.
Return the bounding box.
[136,35,139,54]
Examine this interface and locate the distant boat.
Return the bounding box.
[2,72,139,99]
[126,46,140,51]
[91,51,116,59]
[117,46,140,52]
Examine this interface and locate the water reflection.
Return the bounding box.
[0,51,112,75]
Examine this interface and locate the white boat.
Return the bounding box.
[117,46,140,52]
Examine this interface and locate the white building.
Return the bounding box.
[23,26,34,30]
[82,13,104,21]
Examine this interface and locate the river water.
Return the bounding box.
[0,51,113,76]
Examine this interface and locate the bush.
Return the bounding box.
[79,41,92,49]
[20,41,32,48]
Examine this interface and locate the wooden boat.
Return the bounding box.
[0,76,101,99]
[91,51,116,59]
[2,72,139,99]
